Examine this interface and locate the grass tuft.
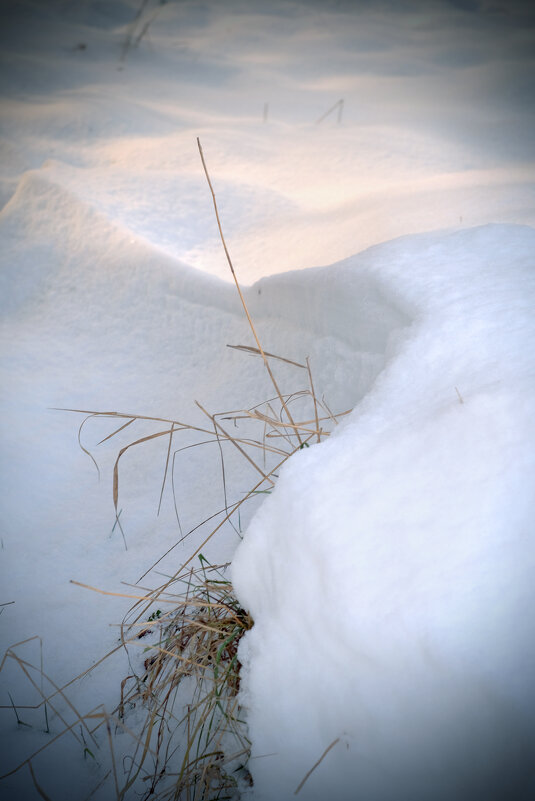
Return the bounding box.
[114,556,253,800]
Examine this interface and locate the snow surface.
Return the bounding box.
[1,0,535,799]
[232,224,535,800]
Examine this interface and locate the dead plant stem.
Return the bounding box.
[197,137,303,445]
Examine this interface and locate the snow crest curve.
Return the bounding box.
[232,223,535,801]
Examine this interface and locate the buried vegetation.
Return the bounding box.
[112,557,254,799]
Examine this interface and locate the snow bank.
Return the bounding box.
[232,224,535,801]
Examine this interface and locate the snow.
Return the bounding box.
[1,0,534,799]
[232,224,535,800]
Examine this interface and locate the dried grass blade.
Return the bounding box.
[97,417,135,446]
[0,705,104,780]
[157,423,176,516]
[246,409,323,437]
[99,711,158,797]
[9,653,86,747]
[136,494,244,584]
[104,716,121,801]
[78,414,101,478]
[53,408,214,438]
[306,356,321,444]
[316,98,343,125]
[82,770,112,801]
[113,428,175,512]
[197,137,303,445]
[196,401,275,487]
[28,761,54,801]
[321,394,340,426]
[175,431,315,577]
[294,737,340,795]
[69,580,177,603]
[227,344,306,369]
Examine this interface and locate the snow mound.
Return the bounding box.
[232,223,535,801]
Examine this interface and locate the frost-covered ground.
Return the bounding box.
[1,1,535,799]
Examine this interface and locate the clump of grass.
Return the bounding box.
[115,556,253,800]
[52,349,346,799]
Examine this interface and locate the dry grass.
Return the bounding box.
[0,359,346,798]
[0,141,352,800]
[112,558,254,800]
[30,342,345,799]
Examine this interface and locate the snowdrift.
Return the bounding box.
[232,223,535,801]
[2,0,535,797]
